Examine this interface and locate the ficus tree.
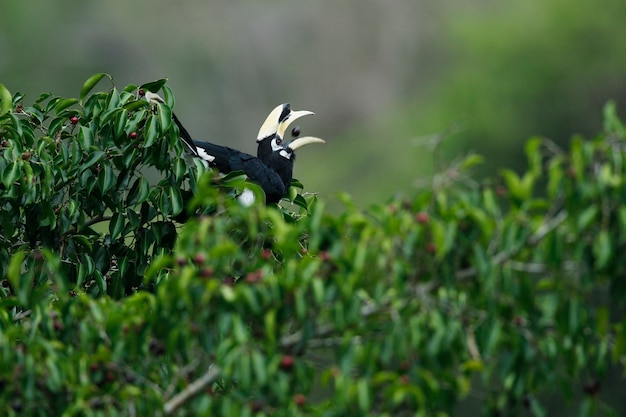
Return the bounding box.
[0,76,624,416]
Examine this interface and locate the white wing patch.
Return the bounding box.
[238,188,256,207]
[279,150,292,159]
[196,147,215,165]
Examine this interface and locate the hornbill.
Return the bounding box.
[145,92,325,204]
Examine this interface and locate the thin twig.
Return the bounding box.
[456,210,568,280]
[163,365,221,416]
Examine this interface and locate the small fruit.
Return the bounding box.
[193,253,206,265]
[426,243,436,254]
[319,251,331,262]
[279,355,295,370]
[416,212,429,224]
[138,89,145,96]
[246,270,263,284]
[70,116,79,125]
[199,267,214,278]
[129,131,137,139]
[21,151,31,161]
[293,394,306,407]
[291,126,301,137]
[261,248,272,260]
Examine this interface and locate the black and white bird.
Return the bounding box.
[145,92,324,204]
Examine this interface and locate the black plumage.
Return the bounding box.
[165,103,324,204]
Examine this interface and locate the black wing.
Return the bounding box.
[194,141,286,203]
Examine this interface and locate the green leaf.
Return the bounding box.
[0,83,12,115]
[292,194,309,211]
[109,212,125,240]
[78,126,94,147]
[81,150,106,172]
[221,171,247,188]
[593,230,611,270]
[97,164,116,194]
[127,177,151,205]
[460,153,484,170]
[603,100,625,139]
[169,186,184,216]
[157,102,172,132]
[144,114,159,148]
[114,108,129,139]
[123,99,149,112]
[577,206,597,232]
[54,98,79,114]
[79,73,111,104]
[525,136,542,177]
[2,160,20,187]
[140,78,168,93]
[162,84,176,108]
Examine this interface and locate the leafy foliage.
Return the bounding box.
[0,77,625,416]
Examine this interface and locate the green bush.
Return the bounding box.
[0,77,624,416]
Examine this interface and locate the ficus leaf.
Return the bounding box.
[139,78,168,93]
[79,73,111,104]
[0,83,13,116]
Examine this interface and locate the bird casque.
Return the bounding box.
[145,92,325,204]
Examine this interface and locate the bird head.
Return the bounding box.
[257,103,325,161]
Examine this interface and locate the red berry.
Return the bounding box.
[293,394,306,407]
[21,151,31,161]
[199,267,214,278]
[512,316,524,326]
[70,116,79,125]
[1,140,7,147]
[567,167,577,178]
[193,253,206,265]
[223,276,236,286]
[246,270,263,284]
[129,131,137,139]
[261,248,272,260]
[280,355,295,370]
[319,251,331,262]
[426,243,436,254]
[416,212,429,224]
[248,401,263,412]
[583,379,601,396]
[138,89,145,96]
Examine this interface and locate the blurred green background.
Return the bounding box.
[1,0,625,208]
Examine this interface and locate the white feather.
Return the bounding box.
[238,188,256,207]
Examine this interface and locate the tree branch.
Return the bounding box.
[456,210,568,280]
[163,365,221,416]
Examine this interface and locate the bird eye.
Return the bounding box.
[275,138,282,145]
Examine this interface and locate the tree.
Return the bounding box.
[0,76,624,416]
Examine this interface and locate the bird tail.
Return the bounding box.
[172,112,201,158]
[144,91,199,158]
